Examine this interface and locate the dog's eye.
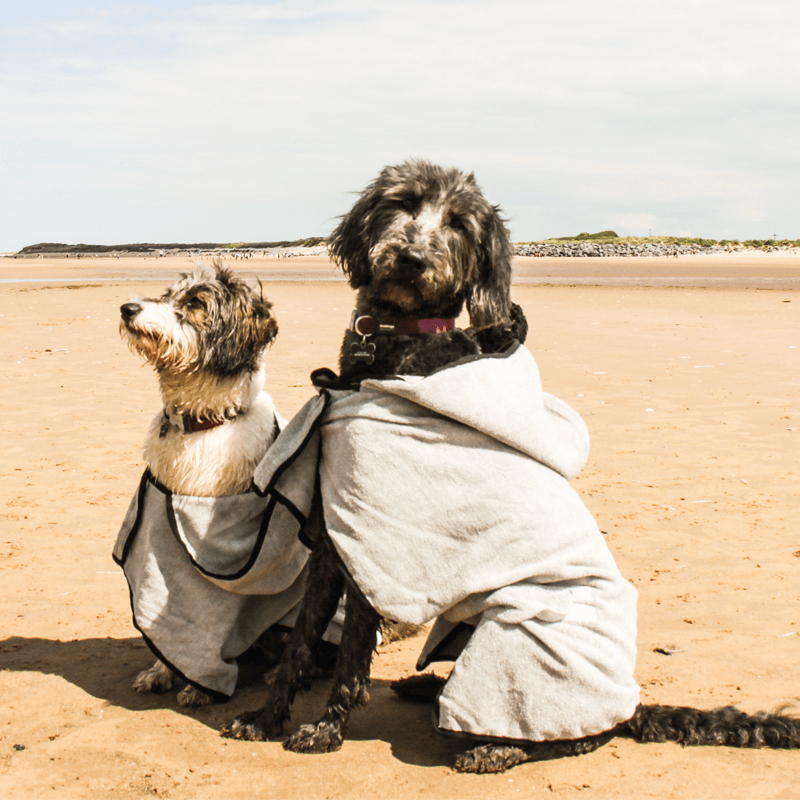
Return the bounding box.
[187,297,206,311]
[448,215,466,231]
[399,197,416,213]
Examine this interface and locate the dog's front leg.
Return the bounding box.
[221,534,345,741]
[283,585,381,753]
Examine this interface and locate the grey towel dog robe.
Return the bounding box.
[113,420,344,699]
[253,342,641,743]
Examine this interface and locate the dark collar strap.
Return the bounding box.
[350,313,455,336]
[160,408,242,436]
[182,414,227,433]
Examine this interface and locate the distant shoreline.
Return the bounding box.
[8,241,800,260]
[7,244,328,260]
[12,238,327,256]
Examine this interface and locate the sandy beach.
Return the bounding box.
[1,254,798,799]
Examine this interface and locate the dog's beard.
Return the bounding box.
[369,262,467,316]
[362,274,467,318]
[123,329,160,362]
[375,277,424,311]
[120,321,199,374]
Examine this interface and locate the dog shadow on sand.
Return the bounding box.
[0,635,464,767]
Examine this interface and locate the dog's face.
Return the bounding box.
[120,264,277,377]
[328,160,513,327]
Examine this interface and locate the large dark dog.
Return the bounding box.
[223,160,800,772]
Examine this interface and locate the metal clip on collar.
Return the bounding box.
[349,314,377,365]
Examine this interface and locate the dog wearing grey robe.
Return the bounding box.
[224,161,800,771]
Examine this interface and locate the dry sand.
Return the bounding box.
[1,255,798,799]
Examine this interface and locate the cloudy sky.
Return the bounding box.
[1,0,798,251]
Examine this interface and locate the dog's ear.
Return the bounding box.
[207,295,278,376]
[252,296,278,348]
[328,188,378,288]
[466,205,513,329]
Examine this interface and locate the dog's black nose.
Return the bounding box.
[396,250,427,274]
[120,302,142,322]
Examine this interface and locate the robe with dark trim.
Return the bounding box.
[113,434,341,698]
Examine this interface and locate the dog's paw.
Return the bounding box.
[221,709,283,741]
[283,721,343,754]
[133,661,174,694]
[177,685,212,707]
[454,744,527,774]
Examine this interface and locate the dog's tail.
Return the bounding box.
[621,702,800,749]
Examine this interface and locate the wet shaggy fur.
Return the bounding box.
[222,159,527,750]
[119,262,279,706]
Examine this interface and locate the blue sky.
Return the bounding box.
[2,0,798,251]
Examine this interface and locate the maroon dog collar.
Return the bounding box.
[350,313,456,336]
[182,414,227,433]
[159,409,241,438]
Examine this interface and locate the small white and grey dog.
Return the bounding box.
[119,261,280,705]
